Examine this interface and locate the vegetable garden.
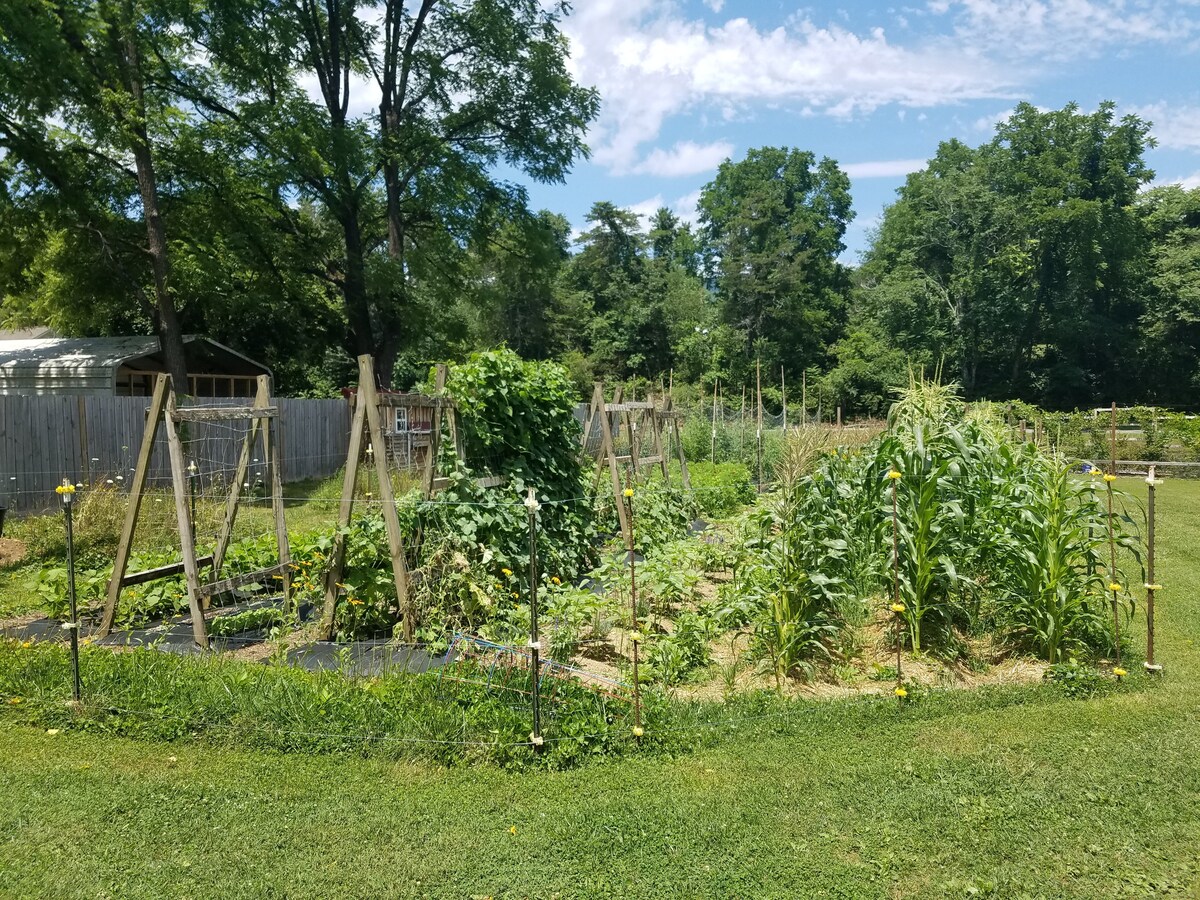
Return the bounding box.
[0,354,1162,768]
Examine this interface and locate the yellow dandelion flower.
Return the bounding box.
[20,641,32,649]
[890,603,906,613]
[623,488,634,498]
[1113,667,1127,678]
[1103,473,1118,483]
[1108,583,1122,593]
[894,687,908,698]
[887,470,902,480]
[501,568,513,577]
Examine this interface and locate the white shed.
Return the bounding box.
[0,335,272,397]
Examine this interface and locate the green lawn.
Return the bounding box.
[2,482,1200,898]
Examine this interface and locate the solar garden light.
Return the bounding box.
[56,479,82,703]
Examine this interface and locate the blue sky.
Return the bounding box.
[512,0,1200,262]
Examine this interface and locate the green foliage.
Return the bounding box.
[208,606,286,637]
[0,641,633,770]
[678,461,756,517]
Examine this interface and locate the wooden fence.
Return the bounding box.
[0,395,351,512]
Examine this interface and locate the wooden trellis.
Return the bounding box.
[318,355,501,642]
[97,374,292,649]
[581,382,690,543]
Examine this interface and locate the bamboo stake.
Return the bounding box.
[781,368,787,434]
[889,469,904,699]
[625,487,643,740]
[801,370,807,427]
[526,488,544,752]
[711,377,718,464]
[755,360,763,491]
[1105,469,1123,676]
[740,386,746,457]
[1145,467,1163,674]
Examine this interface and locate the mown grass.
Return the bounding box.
[1,480,1199,897]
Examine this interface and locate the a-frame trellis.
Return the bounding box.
[97,374,292,649]
[581,382,690,543]
[318,355,498,642]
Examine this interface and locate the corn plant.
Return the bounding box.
[997,460,1137,661]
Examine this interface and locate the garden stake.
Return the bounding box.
[624,486,643,739]
[740,386,746,456]
[781,367,787,434]
[802,370,807,426]
[187,460,198,549]
[755,359,763,491]
[525,488,544,752]
[1145,467,1163,674]
[1110,402,1117,475]
[889,469,903,696]
[57,480,82,703]
[1105,470,1123,675]
[711,378,718,464]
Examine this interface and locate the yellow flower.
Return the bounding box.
[551,576,561,585]
[890,602,906,613]
[1103,473,1118,483]
[511,592,519,599]
[349,598,364,607]
[623,487,634,498]
[7,697,20,705]
[20,641,32,649]
[1113,667,1127,678]
[887,470,902,480]
[632,725,644,737]
[894,687,907,698]
[508,825,518,835]
[502,568,513,577]
[1108,583,1122,593]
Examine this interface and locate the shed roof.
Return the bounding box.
[0,335,270,396]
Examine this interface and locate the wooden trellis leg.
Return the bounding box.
[359,358,413,641]
[98,375,169,637]
[262,377,293,610]
[319,389,367,639]
[597,386,630,544]
[423,365,447,498]
[650,395,669,483]
[210,378,269,588]
[164,384,210,649]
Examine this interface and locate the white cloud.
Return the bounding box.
[1174,172,1200,190]
[622,189,705,228]
[932,0,1199,62]
[630,140,733,176]
[622,195,666,223]
[704,0,725,11]
[563,0,1015,173]
[1131,103,1200,151]
[842,158,928,178]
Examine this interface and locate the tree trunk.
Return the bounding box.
[112,5,189,392]
[340,206,377,365]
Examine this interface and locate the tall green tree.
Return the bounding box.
[1138,184,1200,403]
[697,147,854,383]
[184,0,598,383]
[857,101,1154,408]
[0,0,192,386]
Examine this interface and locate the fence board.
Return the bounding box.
[0,395,350,512]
